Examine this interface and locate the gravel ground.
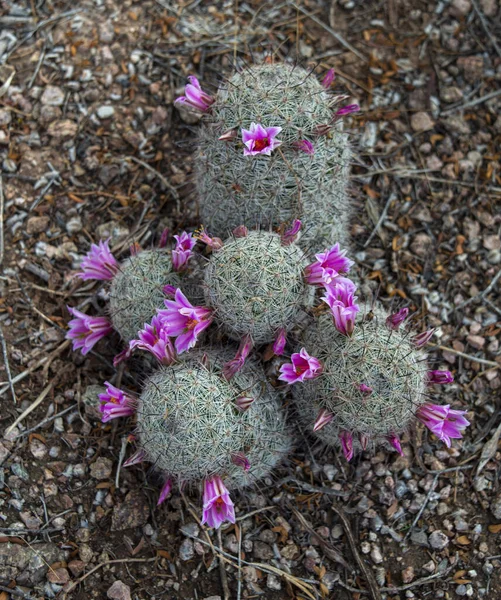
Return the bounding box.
[0,0,500,599]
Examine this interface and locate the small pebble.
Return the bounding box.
[96,106,115,119]
[429,530,449,550]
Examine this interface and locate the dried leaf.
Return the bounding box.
[455,536,471,546]
[0,65,15,98]
[476,421,501,476]
[156,549,172,559]
[488,524,501,534]
[453,570,467,579]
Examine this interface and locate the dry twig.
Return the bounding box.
[0,325,16,404]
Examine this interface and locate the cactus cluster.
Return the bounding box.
[196,64,352,250]
[64,62,469,528]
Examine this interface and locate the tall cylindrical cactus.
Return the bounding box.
[195,64,354,251]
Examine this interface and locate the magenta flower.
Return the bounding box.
[334,104,360,118]
[281,220,302,246]
[232,225,248,238]
[201,476,236,529]
[195,226,224,250]
[304,243,354,287]
[66,307,113,355]
[231,452,250,471]
[123,448,146,467]
[359,383,373,395]
[157,478,173,506]
[293,139,315,155]
[386,307,409,331]
[427,370,454,385]
[175,76,214,113]
[387,433,404,456]
[159,228,169,249]
[223,335,253,380]
[172,231,196,272]
[98,382,136,423]
[278,348,322,384]
[272,328,287,356]
[77,239,118,281]
[322,68,336,89]
[129,315,176,366]
[322,282,360,337]
[235,395,254,411]
[413,329,435,347]
[242,123,282,156]
[313,408,333,432]
[416,403,470,448]
[163,284,177,297]
[339,431,354,462]
[157,288,213,354]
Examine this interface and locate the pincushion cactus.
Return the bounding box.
[136,350,291,488]
[203,230,312,345]
[287,305,469,458]
[195,63,355,251]
[109,250,182,342]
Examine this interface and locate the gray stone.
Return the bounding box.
[429,530,449,550]
[410,530,429,547]
[179,538,194,561]
[90,457,113,480]
[253,541,273,560]
[41,86,65,107]
[411,112,434,133]
[0,542,66,585]
[111,491,149,531]
[107,580,132,600]
[491,493,501,519]
[97,106,115,119]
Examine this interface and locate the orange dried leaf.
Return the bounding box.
[455,536,471,545]
[488,524,501,533]
[157,549,172,559]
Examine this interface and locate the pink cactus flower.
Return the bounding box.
[157,289,213,354]
[113,346,132,367]
[98,382,136,423]
[304,243,354,287]
[427,370,454,384]
[195,226,224,250]
[157,479,173,506]
[416,403,470,447]
[334,104,360,118]
[322,282,360,337]
[172,231,196,272]
[232,225,248,238]
[387,433,404,456]
[163,284,177,297]
[242,123,282,156]
[413,329,435,348]
[293,139,315,155]
[77,239,118,281]
[129,315,176,366]
[313,408,333,432]
[280,220,302,246]
[66,307,113,355]
[278,348,322,384]
[339,430,354,461]
[123,448,146,467]
[223,335,253,380]
[272,328,287,356]
[201,476,236,529]
[322,68,336,89]
[175,76,214,113]
[231,452,250,471]
[359,383,373,395]
[235,395,254,411]
[158,228,169,249]
[386,307,409,331]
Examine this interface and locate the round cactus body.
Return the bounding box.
[136,349,292,488]
[109,250,181,342]
[292,309,427,448]
[196,63,352,251]
[203,231,312,345]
